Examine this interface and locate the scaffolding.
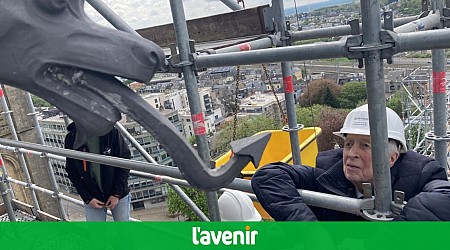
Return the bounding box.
[0,0,449,222]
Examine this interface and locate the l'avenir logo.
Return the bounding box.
[192,225,258,246]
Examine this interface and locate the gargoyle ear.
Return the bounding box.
[35,0,68,13]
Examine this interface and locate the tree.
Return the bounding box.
[31,94,52,107]
[315,107,349,151]
[167,114,280,220]
[398,0,422,15]
[339,81,367,109]
[166,184,209,221]
[296,104,327,127]
[215,115,282,153]
[299,79,341,107]
[296,105,350,151]
[386,91,404,118]
[322,86,340,108]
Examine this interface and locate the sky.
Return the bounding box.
[85,0,326,29]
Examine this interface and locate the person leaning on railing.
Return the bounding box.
[65,122,131,221]
[252,104,450,221]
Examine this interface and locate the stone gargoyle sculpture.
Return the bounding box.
[0,0,270,190]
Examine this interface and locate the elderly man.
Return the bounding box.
[252,104,449,221]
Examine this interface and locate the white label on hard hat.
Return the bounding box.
[352,117,369,127]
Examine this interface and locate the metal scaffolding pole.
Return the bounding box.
[214,36,276,54]
[291,16,417,42]
[219,0,244,11]
[0,154,16,221]
[394,11,441,33]
[0,87,41,216]
[360,0,392,219]
[5,177,139,222]
[196,29,450,69]
[24,92,67,220]
[272,0,302,165]
[195,40,347,68]
[0,139,376,217]
[169,184,210,221]
[428,0,449,174]
[115,122,209,221]
[86,0,138,35]
[169,0,220,221]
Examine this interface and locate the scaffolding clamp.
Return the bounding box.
[391,190,406,215]
[360,183,395,221]
[425,130,450,142]
[1,188,12,196]
[282,123,304,133]
[345,30,397,68]
[167,40,198,73]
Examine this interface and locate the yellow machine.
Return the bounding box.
[215,127,321,220]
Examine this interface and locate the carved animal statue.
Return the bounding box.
[0,0,268,190]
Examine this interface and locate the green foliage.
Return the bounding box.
[296,105,349,151]
[166,184,209,221]
[296,104,327,127]
[122,79,134,85]
[339,81,367,109]
[405,124,422,150]
[292,37,334,46]
[299,79,341,107]
[168,115,281,219]
[31,94,52,107]
[386,91,404,117]
[188,135,196,146]
[398,0,422,15]
[406,51,432,58]
[315,107,350,151]
[322,86,340,108]
[215,115,282,153]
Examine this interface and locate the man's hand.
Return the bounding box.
[88,198,105,209]
[105,196,119,209]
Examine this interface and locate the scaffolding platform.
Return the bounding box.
[0,207,36,222]
[0,199,60,222]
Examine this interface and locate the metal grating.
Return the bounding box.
[0,209,36,222]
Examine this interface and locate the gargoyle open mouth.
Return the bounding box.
[0,0,269,190]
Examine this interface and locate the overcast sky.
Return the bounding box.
[85,0,326,29]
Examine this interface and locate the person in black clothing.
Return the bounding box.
[252,105,449,221]
[65,122,131,221]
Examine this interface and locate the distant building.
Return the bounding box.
[386,70,407,93]
[238,92,286,121]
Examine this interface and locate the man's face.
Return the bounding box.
[342,134,373,185]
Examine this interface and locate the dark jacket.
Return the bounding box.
[251,148,448,221]
[65,122,131,204]
[393,179,450,221]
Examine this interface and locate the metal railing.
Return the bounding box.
[0,0,449,221]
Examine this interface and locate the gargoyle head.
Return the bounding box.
[0,0,259,191]
[0,0,164,147]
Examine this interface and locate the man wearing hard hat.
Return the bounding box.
[218,190,262,221]
[252,104,450,221]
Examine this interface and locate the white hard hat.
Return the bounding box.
[333,104,407,153]
[218,190,262,221]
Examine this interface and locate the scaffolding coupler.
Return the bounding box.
[345,31,396,68]
[359,183,406,221]
[345,15,397,68]
[168,40,198,73]
[425,130,450,142]
[282,123,304,133]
